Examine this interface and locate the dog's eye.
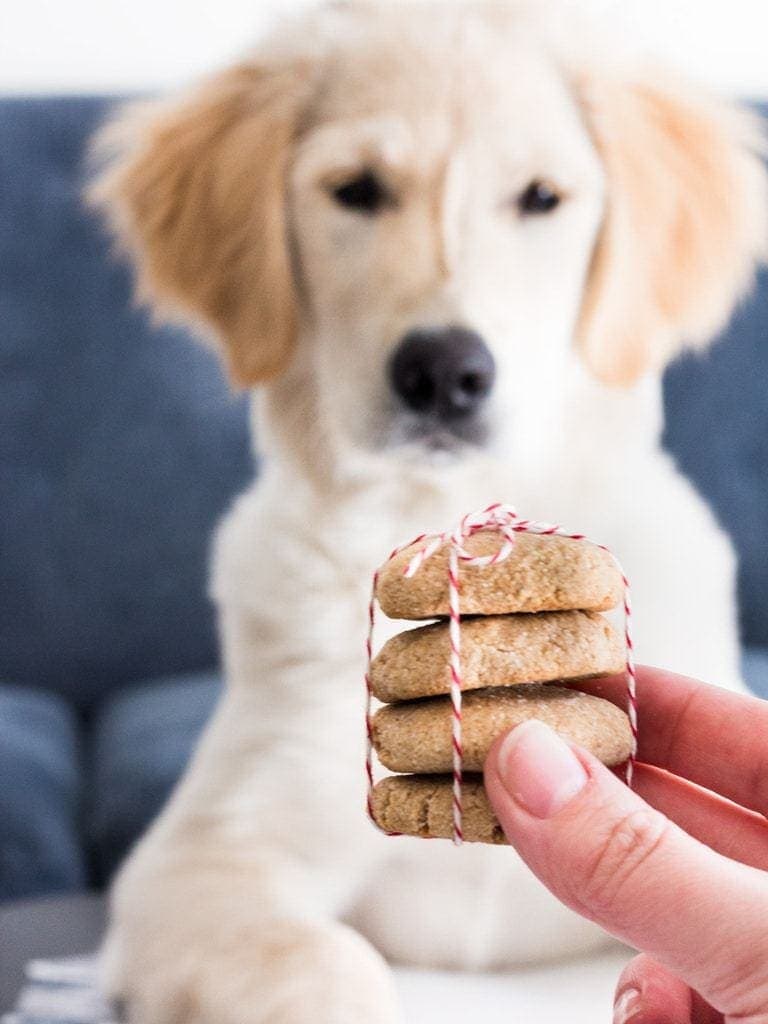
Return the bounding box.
[518,180,562,215]
[332,171,390,215]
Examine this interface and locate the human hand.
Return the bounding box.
[483,667,768,1023]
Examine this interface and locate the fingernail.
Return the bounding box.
[497,720,588,818]
[613,987,642,1024]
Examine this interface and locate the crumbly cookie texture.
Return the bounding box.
[375,531,623,620]
[369,609,624,703]
[371,774,507,844]
[371,684,632,773]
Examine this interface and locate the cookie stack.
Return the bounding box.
[369,530,631,844]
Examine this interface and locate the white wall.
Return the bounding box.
[2,0,768,98]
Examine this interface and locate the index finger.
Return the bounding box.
[572,666,768,815]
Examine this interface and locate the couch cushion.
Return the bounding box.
[0,97,252,709]
[664,262,768,649]
[86,671,221,882]
[743,646,768,700]
[0,686,87,902]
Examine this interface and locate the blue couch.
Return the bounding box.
[1,96,768,904]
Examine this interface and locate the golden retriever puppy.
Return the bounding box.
[90,2,767,1021]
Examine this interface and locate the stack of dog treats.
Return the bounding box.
[369,530,632,844]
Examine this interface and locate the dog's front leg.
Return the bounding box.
[99,673,402,1024]
[103,890,399,1024]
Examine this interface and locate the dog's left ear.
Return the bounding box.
[89,60,312,387]
[576,70,768,386]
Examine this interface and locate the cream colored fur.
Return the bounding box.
[90,3,768,1021]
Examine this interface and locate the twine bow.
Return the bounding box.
[365,502,637,845]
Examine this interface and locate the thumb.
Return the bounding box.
[484,720,768,1017]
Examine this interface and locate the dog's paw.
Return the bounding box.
[101,916,402,1024]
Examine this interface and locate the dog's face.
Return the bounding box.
[290,25,604,460]
[92,2,766,474]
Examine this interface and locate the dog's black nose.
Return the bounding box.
[389,327,495,420]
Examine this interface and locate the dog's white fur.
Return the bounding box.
[91,3,768,1020]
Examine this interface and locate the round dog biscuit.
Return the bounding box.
[375,531,622,619]
[371,684,631,773]
[369,610,624,703]
[372,774,506,844]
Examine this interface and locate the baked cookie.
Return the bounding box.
[371,774,506,844]
[371,684,632,773]
[375,531,622,620]
[369,609,624,703]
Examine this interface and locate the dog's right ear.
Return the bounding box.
[89,61,311,387]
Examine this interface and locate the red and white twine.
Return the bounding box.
[365,502,638,846]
